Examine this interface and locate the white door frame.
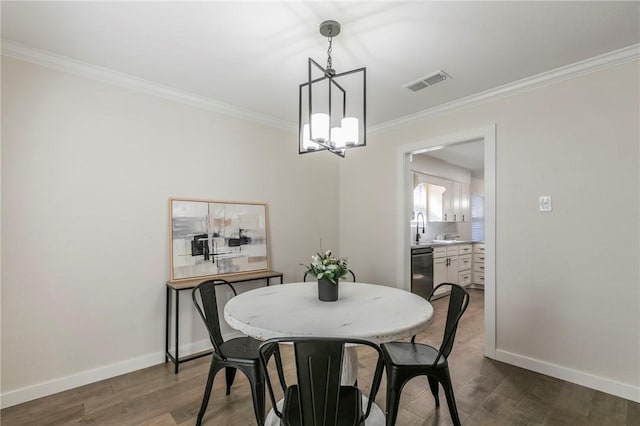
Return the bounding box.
[395,125,496,358]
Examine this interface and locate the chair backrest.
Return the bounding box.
[259,337,384,425]
[192,279,237,359]
[303,269,357,282]
[429,283,470,363]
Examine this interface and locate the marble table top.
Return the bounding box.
[224,282,433,343]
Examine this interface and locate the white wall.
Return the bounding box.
[1,56,340,404]
[340,61,640,399]
[471,177,484,194]
[410,153,472,183]
[2,53,639,407]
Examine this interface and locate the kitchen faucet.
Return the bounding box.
[415,212,425,243]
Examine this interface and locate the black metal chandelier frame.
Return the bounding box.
[298,21,367,158]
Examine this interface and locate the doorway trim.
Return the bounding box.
[395,125,496,358]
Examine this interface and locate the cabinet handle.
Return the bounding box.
[462,214,465,221]
[480,266,485,270]
[444,213,447,221]
[454,214,457,221]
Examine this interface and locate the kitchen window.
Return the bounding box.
[471,193,484,242]
[413,182,427,220]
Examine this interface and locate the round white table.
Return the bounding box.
[224,282,434,425]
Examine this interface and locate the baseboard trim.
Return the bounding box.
[0,331,243,409]
[495,349,640,403]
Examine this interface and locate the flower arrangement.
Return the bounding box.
[303,249,349,284]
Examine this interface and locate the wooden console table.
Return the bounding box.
[165,270,284,373]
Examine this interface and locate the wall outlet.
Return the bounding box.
[539,195,552,212]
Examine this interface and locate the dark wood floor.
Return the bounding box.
[2,289,638,425]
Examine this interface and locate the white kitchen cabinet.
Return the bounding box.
[458,244,472,255]
[427,182,451,222]
[423,173,469,223]
[443,184,454,222]
[458,253,472,287]
[433,245,461,295]
[433,247,447,259]
[429,180,469,223]
[433,257,448,289]
[459,270,472,286]
[454,182,470,222]
[434,256,459,291]
[459,254,472,271]
[472,243,485,286]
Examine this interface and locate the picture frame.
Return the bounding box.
[169,198,270,282]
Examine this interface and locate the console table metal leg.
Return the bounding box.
[165,286,170,363]
[174,288,179,374]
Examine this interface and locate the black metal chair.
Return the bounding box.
[303,269,357,282]
[380,283,470,426]
[192,279,286,426]
[259,337,385,426]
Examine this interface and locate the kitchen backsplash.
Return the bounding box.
[411,221,472,243]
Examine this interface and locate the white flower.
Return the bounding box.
[303,249,349,284]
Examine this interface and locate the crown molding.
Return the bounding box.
[371,43,640,134]
[3,39,638,135]
[1,39,295,132]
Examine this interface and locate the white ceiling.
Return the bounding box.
[418,140,485,178]
[2,1,639,128]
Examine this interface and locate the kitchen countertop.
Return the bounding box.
[411,240,479,249]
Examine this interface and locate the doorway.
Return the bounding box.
[395,125,496,358]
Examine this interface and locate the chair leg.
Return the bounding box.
[428,376,440,407]
[225,367,237,395]
[385,386,402,426]
[248,372,266,425]
[197,359,223,426]
[385,370,407,426]
[438,368,462,426]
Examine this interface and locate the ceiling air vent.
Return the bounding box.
[404,70,452,92]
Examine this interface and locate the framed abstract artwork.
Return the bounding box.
[169,198,270,282]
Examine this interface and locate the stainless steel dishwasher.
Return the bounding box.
[411,247,434,299]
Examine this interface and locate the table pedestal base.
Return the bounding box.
[341,346,359,385]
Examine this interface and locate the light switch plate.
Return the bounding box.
[539,195,552,212]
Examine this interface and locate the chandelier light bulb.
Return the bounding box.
[341,117,359,146]
[331,126,345,148]
[302,124,319,151]
[310,113,330,143]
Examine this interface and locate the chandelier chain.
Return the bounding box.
[326,33,333,71]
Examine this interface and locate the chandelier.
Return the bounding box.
[299,20,366,158]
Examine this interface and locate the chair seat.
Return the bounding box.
[282,384,363,426]
[381,342,448,368]
[218,336,261,361]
